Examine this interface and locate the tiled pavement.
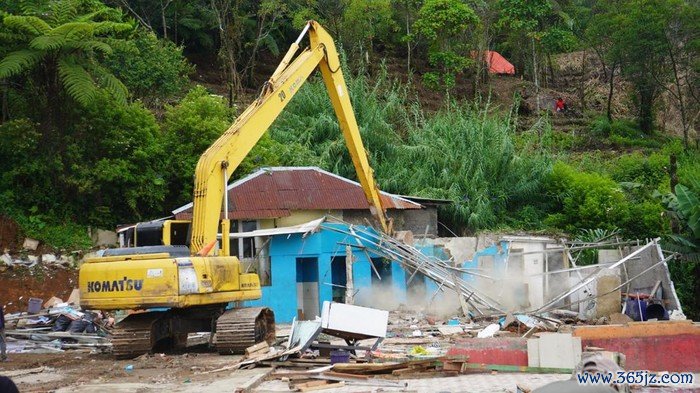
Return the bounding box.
[255,372,571,392]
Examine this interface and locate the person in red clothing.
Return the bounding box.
[555,97,566,113]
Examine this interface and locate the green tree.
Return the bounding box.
[413,0,480,92]
[659,177,700,320]
[162,85,320,209]
[614,0,670,133]
[608,0,698,135]
[162,86,233,207]
[0,95,166,228]
[585,0,625,122]
[498,0,574,98]
[105,31,193,106]
[0,0,133,131]
[66,92,166,226]
[341,0,395,67]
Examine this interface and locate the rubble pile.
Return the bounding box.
[1,252,76,269]
[3,292,112,354]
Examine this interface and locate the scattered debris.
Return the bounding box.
[3,298,112,353]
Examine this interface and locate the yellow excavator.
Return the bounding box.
[79,21,389,358]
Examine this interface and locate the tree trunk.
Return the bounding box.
[579,48,587,111]
[532,37,540,112]
[606,62,617,122]
[160,0,168,40]
[637,84,655,133]
[547,52,555,87]
[667,45,689,150]
[1,80,8,123]
[405,1,411,73]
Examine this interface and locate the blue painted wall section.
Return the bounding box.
[245,223,430,322]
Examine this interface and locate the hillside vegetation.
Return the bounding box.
[0,0,698,316]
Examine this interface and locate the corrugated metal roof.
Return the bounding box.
[173,167,422,220]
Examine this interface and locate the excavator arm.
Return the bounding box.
[190,21,388,254]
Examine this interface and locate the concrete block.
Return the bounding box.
[23,238,39,250]
[91,229,118,247]
[527,338,540,367]
[538,332,582,369]
[596,269,622,318]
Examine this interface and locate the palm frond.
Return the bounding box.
[0,49,44,78]
[67,39,113,55]
[19,0,49,17]
[92,21,134,36]
[77,6,124,23]
[3,15,52,35]
[58,56,98,106]
[30,34,67,50]
[47,0,78,25]
[91,63,127,104]
[261,34,279,57]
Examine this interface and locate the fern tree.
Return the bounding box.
[0,0,133,129]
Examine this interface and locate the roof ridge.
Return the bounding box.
[171,166,422,215]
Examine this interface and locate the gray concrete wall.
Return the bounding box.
[342,207,438,236]
[598,243,681,311]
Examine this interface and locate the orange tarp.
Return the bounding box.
[475,50,515,75]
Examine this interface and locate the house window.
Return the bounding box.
[228,220,258,259]
[226,220,271,287]
[241,220,256,258]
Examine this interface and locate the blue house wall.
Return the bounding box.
[245,223,419,323]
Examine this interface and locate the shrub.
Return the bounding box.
[162,86,233,207]
[590,116,611,137]
[610,119,641,138]
[610,152,668,191]
[544,162,630,233]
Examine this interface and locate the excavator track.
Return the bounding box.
[214,307,275,354]
[111,312,164,359]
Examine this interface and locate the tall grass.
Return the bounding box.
[269,67,551,233]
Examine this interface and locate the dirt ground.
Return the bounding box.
[0,351,268,393]
[0,351,578,393]
[0,267,77,314]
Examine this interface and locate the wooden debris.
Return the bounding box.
[294,380,345,392]
[245,341,269,356]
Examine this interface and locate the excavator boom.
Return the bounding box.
[190,21,388,254]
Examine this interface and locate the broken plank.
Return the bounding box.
[297,381,345,392]
[441,361,467,373]
[294,380,330,388]
[245,341,269,356]
[382,371,459,379]
[322,371,370,380]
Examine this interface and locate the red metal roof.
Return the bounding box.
[173,167,422,220]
